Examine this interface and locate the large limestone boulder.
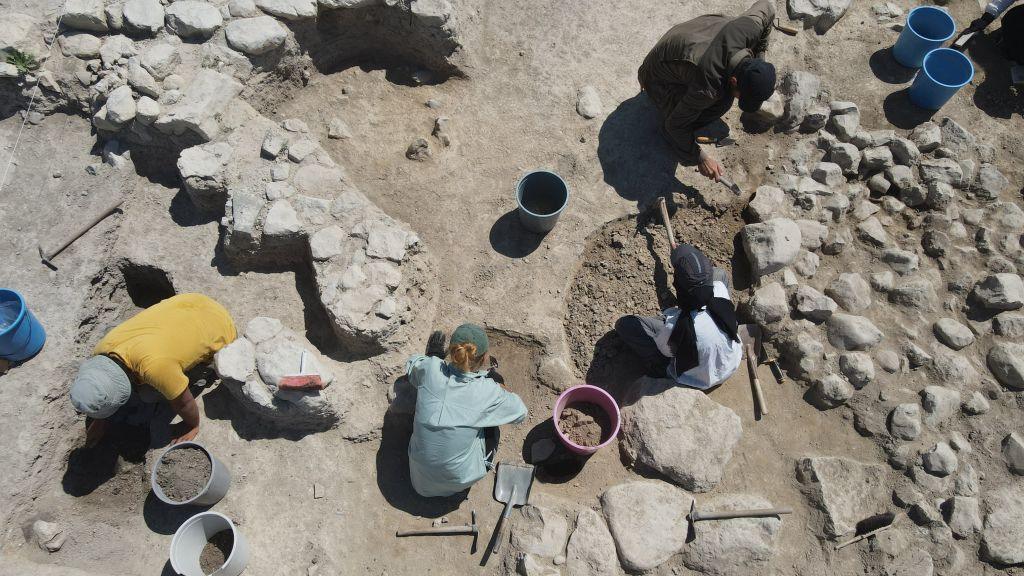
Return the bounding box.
[600,481,691,571]
[987,342,1024,390]
[827,314,883,351]
[620,378,742,492]
[565,509,620,576]
[741,218,802,278]
[64,0,109,32]
[177,142,232,213]
[972,274,1024,310]
[225,16,289,55]
[682,493,782,576]
[982,486,1024,565]
[511,504,569,560]
[154,69,243,141]
[788,0,852,34]
[165,1,224,40]
[796,456,889,538]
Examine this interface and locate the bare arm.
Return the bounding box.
[169,388,201,444]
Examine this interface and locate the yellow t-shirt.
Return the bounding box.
[94,294,237,400]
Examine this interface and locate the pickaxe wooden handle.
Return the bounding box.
[657,197,677,251]
[38,197,124,266]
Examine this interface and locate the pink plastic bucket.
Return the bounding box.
[553,385,621,455]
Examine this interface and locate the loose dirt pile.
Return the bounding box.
[199,529,234,574]
[156,447,212,503]
[558,402,611,447]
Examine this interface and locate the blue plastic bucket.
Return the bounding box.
[516,171,569,233]
[0,289,46,362]
[893,6,956,68]
[910,48,974,110]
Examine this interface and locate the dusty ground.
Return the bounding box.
[1,0,1022,574]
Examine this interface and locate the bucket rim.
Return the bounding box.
[0,289,27,339]
[906,6,956,43]
[552,384,621,453]
[921,48,975,88]
[151,441,217,506]
[515,170,570,218]
[169,510,239,575]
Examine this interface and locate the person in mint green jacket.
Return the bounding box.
[406,324,528,498]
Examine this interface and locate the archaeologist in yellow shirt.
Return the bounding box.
[70,294,236,446]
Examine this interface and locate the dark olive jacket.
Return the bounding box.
[638,0,775,161]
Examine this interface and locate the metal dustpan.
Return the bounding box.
[483,462,535,564]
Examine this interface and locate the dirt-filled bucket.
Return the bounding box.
[170,511,249,576]
[151,441,231,506]
[553,385,620,456]
[516,170,569,233]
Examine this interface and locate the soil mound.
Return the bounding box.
[156,446,212,502]
[558,402,611,447]
[200,529,234,574]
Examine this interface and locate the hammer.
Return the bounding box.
[688,500,792,527]
[397,510,479,553]
[38,197,124,268]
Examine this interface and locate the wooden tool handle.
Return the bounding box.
[658,197,677,251]
[41,197,124,261]
[396,526,475,537]
[774,20,800,35]
[746,346,768,416]
[695,507,793,521]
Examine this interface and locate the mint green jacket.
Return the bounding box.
[406,355,528,497]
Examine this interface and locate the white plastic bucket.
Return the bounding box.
[169,511,249,576]
[151,441,231,506]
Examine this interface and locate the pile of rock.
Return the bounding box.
[740,69,1024,569]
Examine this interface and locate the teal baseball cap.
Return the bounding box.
[450,323,488,356]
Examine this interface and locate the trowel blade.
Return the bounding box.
[718,176,742,196]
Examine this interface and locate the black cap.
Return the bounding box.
[735,58,777,113]
[671,244,713,292]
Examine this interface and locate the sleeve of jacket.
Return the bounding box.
[741,0,776,57]
[664,87,716,163]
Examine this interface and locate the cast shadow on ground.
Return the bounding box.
[967,33,1023,120]
[61,421,150,497]
[143,492,212,535]
[882,88,935,130]
[201,383,324,442]
[375,412,467,517]
[520,419,589,484]
[489,209,545,258]
[598,94,693,208]
[169,188,219,228]
[869,48,918,85]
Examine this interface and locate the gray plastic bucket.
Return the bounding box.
[151,441,231,507]
[169,511,249,576]
[516,170,569,233]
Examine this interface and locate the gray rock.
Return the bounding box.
[922,442,958,476]
[741,218,802,277]
[245,316,283,344]
[64,0,109,32]
[779,71,822,131]
[921,386,960,429]
[886,164,916,191]
[60,32,102,58]
[126,57,161,98]
[600,481,690,571]
[122,0,164,35]
[177,141,231,212]
[255,0,317,20]
[922,230,948,258]
[796,456,889,538]
[876,349,902,373]
[910,122,941,152]
[829,142,861,175]
[867,172,891,195]
[793,285,837,322]
[751,91,785,124]
[154,69,243,141]
[972,273,1024,310]
[214,337,256,382]
[104,84,137,124]
[620,378,742,492]
[31,520,66,552]
[828,313,883,351]
[781,330,825,377]
[919,158,963,188]
[829,108,860,141]
[513,505,569,559]
[682,493,782,576]
[229,0,260,16]
[826,272,871,312]
[889,137,920,166]
[899,184,928,207]
[988,342,1024,389]
[882,249,919,275]
[881,196,905,214]
[516,554,559,576]
[165,1,223,39]
[576,86,602,119]
[796,219,828,251]
[287,139,319,163]
[925,181,955,209]
[565,509,619,576]
[856,216,890,248]
[839,352,874,387]
[954,463,979,497]
[871,271,895,292]
[410,0,452,25]
[747,282,789,325]
[975,163,1009,200]
[933,318,974,350]
[747,186,785,222]
[821,226,852,255]
[889,403,921,440]
[1003,432,1024,475]
[909,500,943,526]
[889,278,938,310]
[862,146,895,171]
[994,314,1024,338]
[982,486,1024,564]
[945,496,981,538]
[962,391,990,415]
[903,341,933,369]
[225,15,288,55]
[812,162,844,187]
[140,42,179,80]
[883,548,934,576]
[328,117,351,140]
[136,96,160,124]
[265,181,296,201]
[264,199,301,237]
[812,374,854,408]
[406,137,431,161]
[261,130,287,159]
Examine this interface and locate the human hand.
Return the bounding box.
[171,422,199,445]
[698,152,724,181]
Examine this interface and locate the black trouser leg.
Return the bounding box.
[614,315,671,375]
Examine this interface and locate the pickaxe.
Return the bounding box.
[396,510,479,553]
[687,500,792,540]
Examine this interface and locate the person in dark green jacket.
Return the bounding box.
[639,0,777,181]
